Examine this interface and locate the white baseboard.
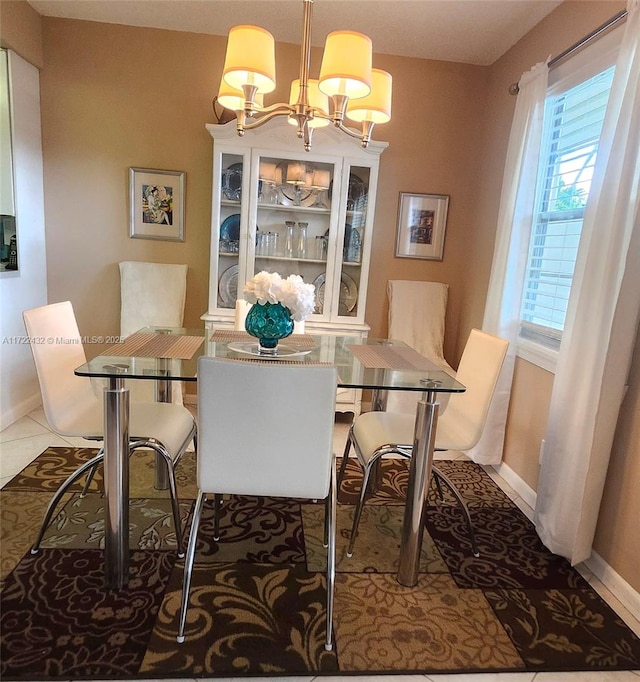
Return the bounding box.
[585,550,640,624]
[492,460,537,511]
[491,461,640,626]
[1,393,42,431]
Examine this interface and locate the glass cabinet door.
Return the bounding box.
[335,164,370,320]
[217,152,245,310]
[248,153,336,320]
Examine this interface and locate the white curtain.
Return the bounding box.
[535,0,640,564]
[466,61,549,465]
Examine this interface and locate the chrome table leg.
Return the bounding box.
[396,385,439,587]
[104,375,130,589]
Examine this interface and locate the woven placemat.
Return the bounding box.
[210,329,316,348]
[103,333,204,360]
[347,343,441,370]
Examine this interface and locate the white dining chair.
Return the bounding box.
[339,328,508,559]
[119,261,188,405]
[385,279,454,414]
[23,300,197,556]
[177,356,338,651]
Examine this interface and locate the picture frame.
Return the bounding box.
[395,192,449,260]
[129,167,185,241]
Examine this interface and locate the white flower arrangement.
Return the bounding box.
[243,271,316,321]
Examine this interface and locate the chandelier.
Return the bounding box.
[216,0,392,152]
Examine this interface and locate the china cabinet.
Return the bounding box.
[202,117,387,413]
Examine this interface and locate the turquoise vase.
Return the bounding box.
[245,301,294,354]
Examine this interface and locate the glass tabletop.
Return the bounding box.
[75,327,465,393]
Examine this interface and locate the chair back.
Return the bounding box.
[23,301,98,435]
[234,299,252,330]
[119,261,187,336]
[387,280,453,414]
[387,280,450,368]
[440,328,508,451]
[197,357,337,499]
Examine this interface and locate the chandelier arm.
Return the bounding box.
[241,106,295,131]
[335,120,374,149]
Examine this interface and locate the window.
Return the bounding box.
[519,66,615,351]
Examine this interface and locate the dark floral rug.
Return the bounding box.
[1,446,639,679]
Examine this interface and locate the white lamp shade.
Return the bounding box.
[346,68,392,123]
[259,161,277,183]
[310,169,331,189]
[288,78,330,128]
[284,161,308,185]
[319,31,372,99]
[222,25,276,94]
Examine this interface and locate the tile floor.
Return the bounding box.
[1,408,639,682]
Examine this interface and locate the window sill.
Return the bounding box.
[516,337,558,374]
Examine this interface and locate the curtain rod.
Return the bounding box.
[508,9,628,95]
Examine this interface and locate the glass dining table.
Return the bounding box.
[75,328,465,590]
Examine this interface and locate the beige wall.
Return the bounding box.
[3,0,638,592]
[35,17,486,367]
[0,0,43,68]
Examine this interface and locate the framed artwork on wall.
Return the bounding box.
[129,167,185,241]
[395,192,449,260]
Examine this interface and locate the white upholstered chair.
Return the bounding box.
[23,300,196,556]
[119,261,188,405]
[385,279,454,414]
[119,261,188,336]
[339,329,509,558]
[177,356,338,650]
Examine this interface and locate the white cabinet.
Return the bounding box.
[202,118,387,414]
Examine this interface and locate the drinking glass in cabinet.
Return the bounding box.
[296,223,308,259]
[284,221,295,257]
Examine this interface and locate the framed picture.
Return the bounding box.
[129,167,185,241]
[395,192,449,260]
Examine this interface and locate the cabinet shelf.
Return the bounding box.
[257,202,331,215]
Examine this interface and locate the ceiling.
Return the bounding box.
[27,0,564,66]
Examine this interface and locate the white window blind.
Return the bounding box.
[519,65,615,349]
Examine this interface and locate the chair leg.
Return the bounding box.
[80,459,101,498]
[434,473,445,501]
[31,450,105,554]
[346,456,377,558]
[213,494,222,541]
[337,425,353,488]
[432,465,480,557]
[324,457,337,652]
[131,440,184,558]
[177,490,206,643]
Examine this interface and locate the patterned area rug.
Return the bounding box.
[1,446,639,679]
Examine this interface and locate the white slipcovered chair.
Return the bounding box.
[119,261,188,405]
[177,356,338,650]
[339,329,509,559]
[386,279,454,414]
[23,300,196,556]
